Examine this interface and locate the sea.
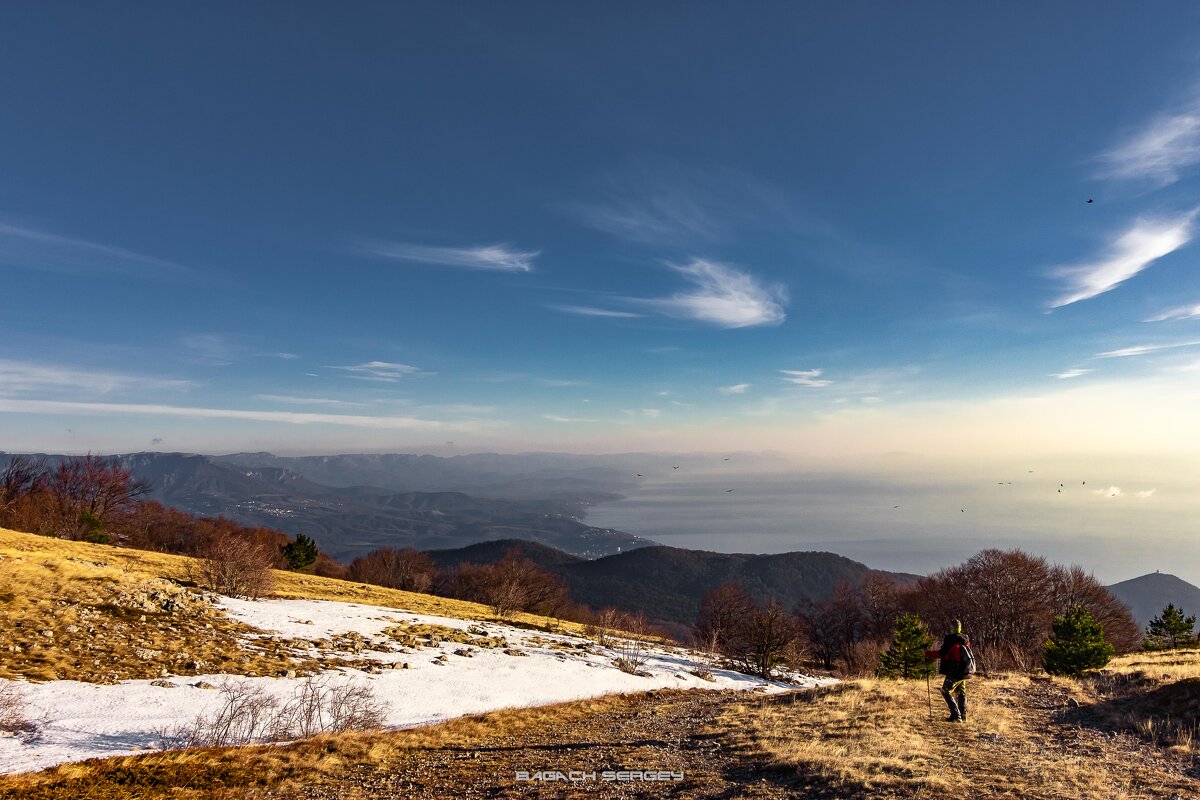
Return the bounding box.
[584,470,1200,586]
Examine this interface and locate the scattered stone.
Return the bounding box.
[150,679,177,688]
[278,669,297,679]
[192,681,217,690]
[134,648,163,661]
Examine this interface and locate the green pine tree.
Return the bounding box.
[281,533,319,571]
[1043,605,1114,676]
[1145,603,1196,650]
[877,613,935,679]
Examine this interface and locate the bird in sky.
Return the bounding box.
[672,465,679,470]
[635,473,643,477]
[1087,198,1094,203]
[725,488,734,492]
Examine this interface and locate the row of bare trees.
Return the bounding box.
[344,545,573,620]
[1,454,332,598]
[695,549,1142,677]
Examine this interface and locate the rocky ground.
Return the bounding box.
[263,688,804,800]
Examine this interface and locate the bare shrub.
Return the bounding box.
[161,677,388,749]
[613,611,651,676]
[272,677,387,738]
[160,681,280,748]
[194,532,277,599]
[590,607,621,647]
[0,682,37,737]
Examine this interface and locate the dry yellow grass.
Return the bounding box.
[712,672,1200,799]
[0,689,647,800]
[0,526,621,683]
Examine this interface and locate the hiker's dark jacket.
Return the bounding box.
[938,632,970,679]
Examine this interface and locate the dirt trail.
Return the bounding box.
[265,688,805,799]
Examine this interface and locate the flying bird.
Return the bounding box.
[1087,198,1094,204]
[672,465,679,470]
[635,474,643,477]
[722,457,731,461]
[725,488,734,492]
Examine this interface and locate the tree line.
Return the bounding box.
[693,548,1145,678]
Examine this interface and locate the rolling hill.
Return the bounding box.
[1107,572,1200,628]
[426,538,919,625]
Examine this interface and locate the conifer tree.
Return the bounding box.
[1043,605,1114,676]
[1145,604,1196,650]
[281,533,319,571]
[878,613,935,679]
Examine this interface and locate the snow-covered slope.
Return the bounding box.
[0,596,833,775]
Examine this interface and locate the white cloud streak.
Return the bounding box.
[548,304,643,318]
[780,369,832,387]
[361,241,537,272]
[1049,214,1195,308]
[1051,368,1091,379]
[1098,98,1200,186]
[331,361,424,381]
[0,222,194,278]
[637,259,786,328]
[1146,303,1200,322]
[541,414,596,423]
[719,383,750,395]
[0,359,192,397]
[0,399,447,429]
[1095,340,1200,358]
[253,394,366,408]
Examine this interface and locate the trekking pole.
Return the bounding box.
[926,668,932,721]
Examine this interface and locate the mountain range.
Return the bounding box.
[1,451,654,559]
[425,538,920,627]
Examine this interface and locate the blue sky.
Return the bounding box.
[3,3,1200,464]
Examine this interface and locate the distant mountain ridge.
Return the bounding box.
[426,538,920,626]
[0,451,654,559]
[1107,572,1200,628]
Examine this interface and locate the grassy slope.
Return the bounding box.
[0,526,589,683]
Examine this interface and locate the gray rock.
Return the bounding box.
[150,679,177,688]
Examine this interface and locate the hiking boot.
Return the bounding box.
[944,714,962,722]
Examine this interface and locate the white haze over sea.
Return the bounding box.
[584,465,1200,587]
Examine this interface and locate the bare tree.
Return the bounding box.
[41,454,150,542]
[693,581,756,654]
[195,532,277,599]
[348,547,439,593]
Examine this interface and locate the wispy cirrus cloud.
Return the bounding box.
[719,383,750,395]
[360,240,538,272]
[253,394,366,408]
[1097,94,1200,186]
[1051,368,1091,380]
[635,259,786,328]
[1049,213,1195,308]
[1146,303,1200,322]
[331,361,424,381]
[1095,340,1200,358]
[0,359,193,397]
[780,369,832,387]
[548,304,643,318]
[0,398,451,430]
[542,414,596,423]
[571,162,819,246]
[0,220,194,278]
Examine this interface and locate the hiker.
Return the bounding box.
[926,619,974,722]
